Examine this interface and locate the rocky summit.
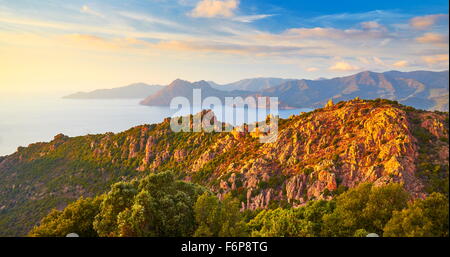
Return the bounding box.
[0,98,448,236]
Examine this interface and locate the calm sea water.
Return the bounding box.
[0,96,311,156]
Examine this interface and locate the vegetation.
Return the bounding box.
[194,193,247,237]
[30,178,449,237]
[384,193,449,237]
[30,172,204,237]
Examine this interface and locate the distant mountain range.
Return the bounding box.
[64,70,449,111]
[261,70,449,110]
[63,83,163,99]
[142,70,449,111]
[209,78,293,92]
[140,79,253,106]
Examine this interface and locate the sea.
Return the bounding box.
[0,95,311,156]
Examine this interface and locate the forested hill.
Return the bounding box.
[0,98,448,236]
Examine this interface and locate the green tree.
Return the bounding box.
[218,195,248,237]
[193,192,247,237]
[93,181,138,237]
[29,196,102,237]
[247,200,335,237]
[247,208,300,237]
[353,229,369,237]
[322,183,409,236]
[294,200,335,236]
[363,183,410,233]
[109,171,203,237]
[383,193,449,237]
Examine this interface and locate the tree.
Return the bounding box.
[93,181,138,237]
[193,192,247,237]
[322,183,372,236]
[29,196,102,237]
[105,171,203,237]
[383,193,449,237]
[247,200,335,237]
[362,183,409,234]
[30,171,204,237]
[294,200,335,236]
[117,189,197,237]
[247,208,300,237]
[322,183,409,236]
[218,195,248,237]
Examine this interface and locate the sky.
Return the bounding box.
[0,0,448,94]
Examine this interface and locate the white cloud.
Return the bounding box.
[311,10,403,23]
[232,14,273,23]
[118,11,185,29]
[410,14,448,29]
[329,61,360,71]
[284,27,386,40]
[190,0,239,18]
[81,5,104,18]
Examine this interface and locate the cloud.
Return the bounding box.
[81,5,104,18]
[379,38,391,46]
[360,21,382,30]
[60,32,309,57]
[2,4,447,77]
[306,67,319,72]
[190,0,239,18]
[61,34,158,53]
[410,14,448,29]
[415,33,448,45]
[392,60,408,68]
[232,14,273,23]
[118,11,185,29]
[329,61,360,71]
[284,27,386,40]
[357,57,370,64]
[372,56,385,66]
[155,40,307,56]
[311,10,404,23]
[422,54,449,64]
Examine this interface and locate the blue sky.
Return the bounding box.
[0,0,448,92]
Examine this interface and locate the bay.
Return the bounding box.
[0,96,311,156]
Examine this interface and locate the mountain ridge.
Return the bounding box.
[209,77,294,92]
[63,83,163,99]
[139,70,449,111]
[139,79,254,106]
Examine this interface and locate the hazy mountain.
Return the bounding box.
[140,79,252,106]
[63,83,163,99]
[209,78,292,92]
[139,71,448,111]
[260,70,449,111]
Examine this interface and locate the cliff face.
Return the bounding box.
[0,99,448,235]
